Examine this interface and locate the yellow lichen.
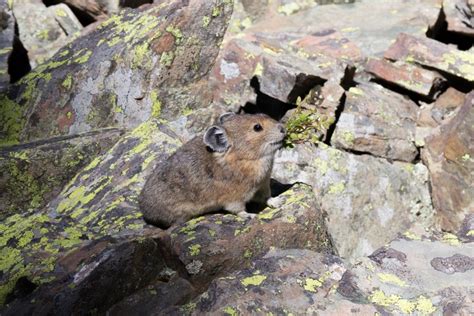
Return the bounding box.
[303,277,322,292]
[377,273,406,287]
[241,274,267,287]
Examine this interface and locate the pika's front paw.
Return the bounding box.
[237,211,256,221]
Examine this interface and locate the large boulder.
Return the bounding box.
[421,91,473,231]
[0,0,233,145]
[273,143,434,261]
[0,127,123,219]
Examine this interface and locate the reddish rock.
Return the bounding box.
[365,58,446,98]
[443,0,474,37]
[421,91,474,231]
[384,33,474,83]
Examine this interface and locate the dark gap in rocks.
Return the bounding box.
[412,147,422,164]
[426,6,474,51]
[286,73,327,104]
[324,93,346,145]
[240,76,295,121]
[120,0,153,9]
[340,65,357,90]
[9,22,31,83]
[4,277,38,304]
[43,0,97,26]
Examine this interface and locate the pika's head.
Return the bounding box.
[203,113,286,160]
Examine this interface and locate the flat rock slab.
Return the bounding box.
[341,229,474,315]
[0,0,233,145]
[0,128,123,220]
[422,91,474,231]
[273,143,434,261]
[164,184,334,287]
[47,3,83,36]
[366,58,447,99]
[384,32,474,83]
[332,82,419,162]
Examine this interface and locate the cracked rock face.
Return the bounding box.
[273,143,434,261]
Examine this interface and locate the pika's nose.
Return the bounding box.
[278,124,286,134]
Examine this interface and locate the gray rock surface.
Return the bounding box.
[273,143,434,260]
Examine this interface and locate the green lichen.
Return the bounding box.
[188,244,201,256]
[0,97,25,146]
[243,249,253,258]
[278,3,301,16]
[166,26,183,44]
[241,274,267,287]
[211,6,221,17]
[342,131,355,145]
[223,306,239,316]
[150,91,161,118]
[159,51,175,67]
[258,207,280,220]
[349,87,364,96]
[303,277,322,292]
[74,50,92,64]
[132,42,151,69]
[377,273,406,287]
[55,7,67,17]
[202,16,211,27]
[62,74,73,90]
[328,182,345,194]
[369,290,437,314]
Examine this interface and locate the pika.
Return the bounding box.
[138,112,286,228]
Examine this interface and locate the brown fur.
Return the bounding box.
[138,113,285,228]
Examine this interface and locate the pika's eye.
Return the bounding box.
[253,124,263,132]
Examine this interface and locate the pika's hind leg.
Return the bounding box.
[251,179,271,204]
[224,202,255,220]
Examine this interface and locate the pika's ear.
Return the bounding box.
[203,126,229,153]
[218,112,235,124]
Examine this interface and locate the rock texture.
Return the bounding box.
[332,82,419,162]
[1,0,233,145]
[0,128,123,219]
[422,92,474,231]
[273,143,434,260]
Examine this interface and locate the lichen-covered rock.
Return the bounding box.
[443,0,474,37]
[384,33,474,83]
[421,91,473,232]
[165,183,334,287]
[332,82,419,162]
[0,127,123,220]
[0,3,14,91]
[0,120,180,305]
[171,248,372,315]
[12,0,69,68]
[273,143,434,260]
[1,232,190,315]
[340,227,474,315]
[0,0,233,145]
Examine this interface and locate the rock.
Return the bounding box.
[0,0,233,145]
[332,82,419,162]
[0,3,14,91]
[0,120,180,305]
[210,30,354,116]
[0,128,123,220]
[1,232,191,315]
[415,87,466,146]
[421,91,474,231]
[12,0,69,68]
[172,248,376,315]
[230,0,440,57]
[384,33,474,83]
[60,0,108,24]
[365,58,447,99]
[342,228,474,315]
[273,143,434,260]
[165,183,334,287]
[175,249,337,314]
[443,0,474,37]
[47,3,83,36]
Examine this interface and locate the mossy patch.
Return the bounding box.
[0,97,25,146]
